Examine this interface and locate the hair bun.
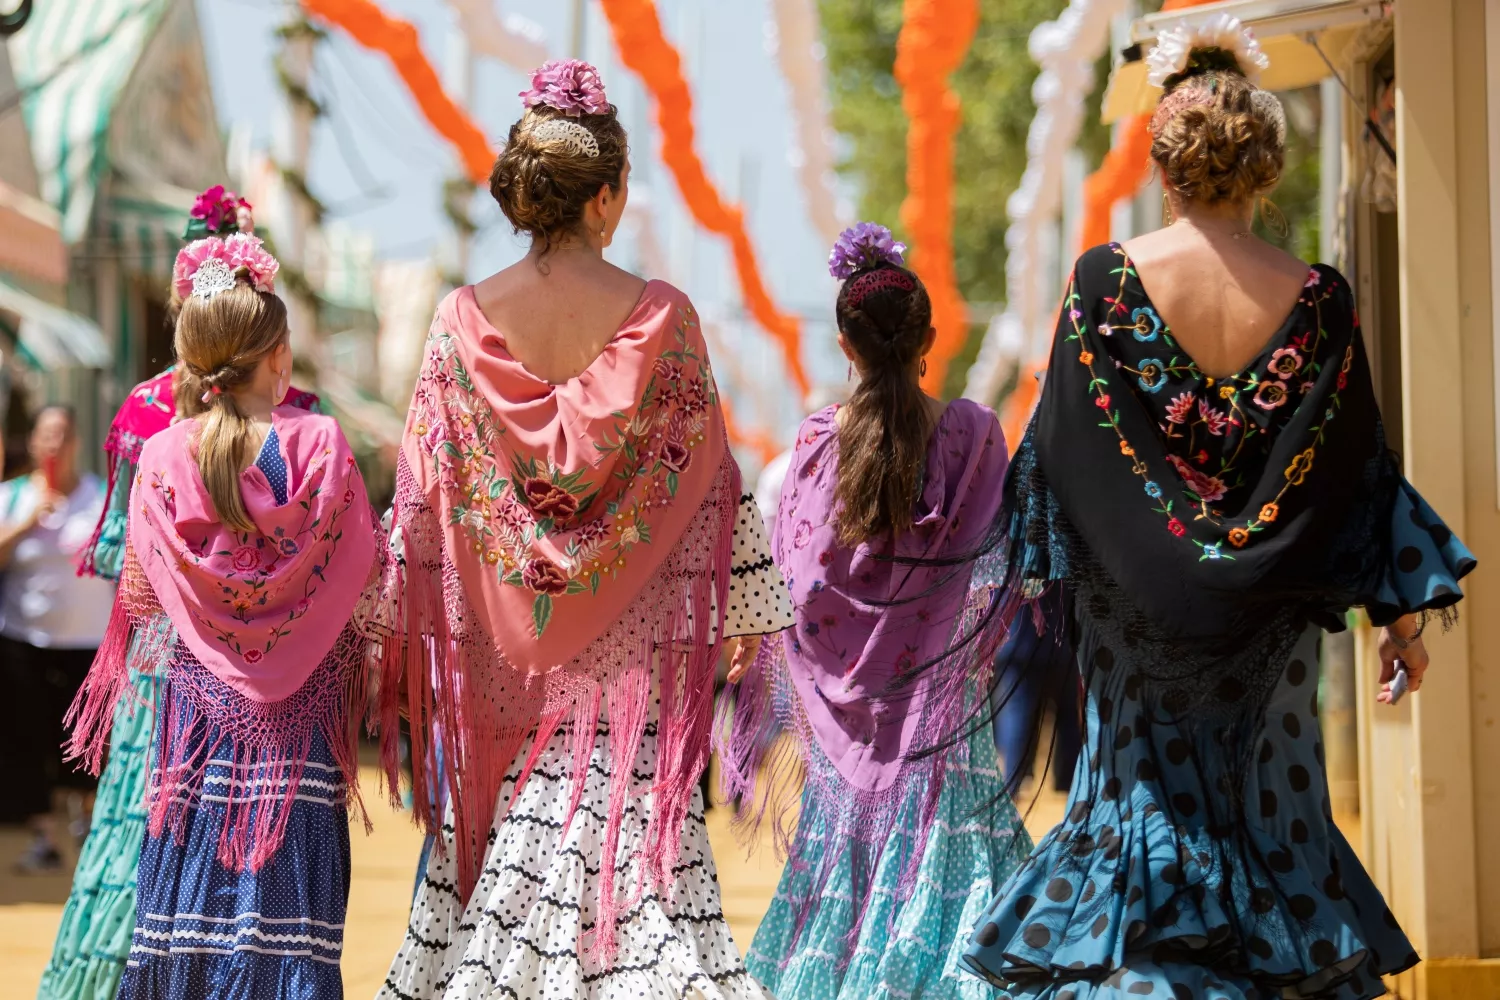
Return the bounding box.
[1150,70,1283,205]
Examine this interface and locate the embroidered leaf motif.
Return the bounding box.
[532,593,553,636]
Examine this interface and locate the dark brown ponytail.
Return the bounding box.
[833,264,933,547]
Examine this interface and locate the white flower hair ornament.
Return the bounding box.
[1146,13,1270,89]
[173,234,280,301]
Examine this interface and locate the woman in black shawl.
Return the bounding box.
[960,19,1474,1000]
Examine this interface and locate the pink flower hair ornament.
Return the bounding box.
[184,184,254,240]
[173,234,280,301]
[519,59,609,117]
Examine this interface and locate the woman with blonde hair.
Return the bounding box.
[376,60,791,999]
[66,234,385,999]
[962,18,1474,998]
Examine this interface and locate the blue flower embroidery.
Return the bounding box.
[1131,306,1163,342]
[804,621,820,636]
[1137,359,1168,393]
[1144,481,1162,499]
[1201,543,1224,560]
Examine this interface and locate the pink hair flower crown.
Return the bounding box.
[185,183,254,240]
[173,234,279,301]
[520,59,609,117]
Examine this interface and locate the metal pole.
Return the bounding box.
[571,0,587,58]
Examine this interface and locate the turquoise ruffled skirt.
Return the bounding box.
[748,728,1032,999]
[37,669,157,1000]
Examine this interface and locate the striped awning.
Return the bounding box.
[6,0,170,243]
[98,193,184,281]
[0,276,110,369]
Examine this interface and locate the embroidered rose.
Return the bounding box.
[793,520,813,549]
[1167,454,1227,503]
[521,558,570,595]
[343,489,355,504]
[231,546,260,572]
[243,648,264,664]
[1166,517,1187,537]
[1197,400,1228,436]
[1164,392,1195,425]
[1253,381,1288,410]
[660,440,692,474]
[278,537,300,557]
[653,358,683,382]
[522,478,580,519]
[818,551,833,567]
[1268,347,1303,380]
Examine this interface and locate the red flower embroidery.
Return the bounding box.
[660,440,691,474]
[1164,392,1195,425]
[243,648,264,664]
[1166,517,1187,537]
[1168,454,1227,503]
[231,546,260,572]
[1095,394,1111,410]
[521,558,570,595]
[653,358,683,382]
[522,478,580,519]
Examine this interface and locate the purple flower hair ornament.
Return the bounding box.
[828,222,907,280]
[520,59,609,117]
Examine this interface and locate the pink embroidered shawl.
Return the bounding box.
[68,408,380,870]
[79,365,321,579]
[384,280,738,963]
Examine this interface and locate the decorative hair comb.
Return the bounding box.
[529,118,600,158]
[173,234,279,301]
[1145,13,1269,89]
[520,59,609,117]
[845,268,918,309]
[184,184,253,240]
[829,222,907,280]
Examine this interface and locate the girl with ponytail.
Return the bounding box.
[65,234,387,1000]
[718,223,1030,999]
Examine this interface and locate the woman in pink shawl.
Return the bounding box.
[66,235,384,1000]
[717,223,1031,999]
[375,61,792,1000]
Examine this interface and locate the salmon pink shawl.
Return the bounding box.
[68,408,381,870]
[382,280,739,962]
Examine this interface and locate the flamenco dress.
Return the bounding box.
[962,245,1476,1000]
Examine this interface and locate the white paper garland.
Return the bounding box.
[768,0,848,246]
[444,0,547,72]
[963,0,1124,403]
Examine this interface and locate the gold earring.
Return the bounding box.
[1162,192,1175,226]
[1259,196,1288,241]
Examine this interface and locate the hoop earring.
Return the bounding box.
[1162,192,1175,227]
[919,358,928,378]
[1259,196,1288,241]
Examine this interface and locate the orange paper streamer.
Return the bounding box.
[302,0,494,184]
[598,0,809,398]
[895,0,979,394]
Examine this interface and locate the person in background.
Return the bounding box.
[991,585,1080,795]
[0,405,114,873]
[39,186,321,1000]
[67,233,384,999]
[719,223,1029,1000]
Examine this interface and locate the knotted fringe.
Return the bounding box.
[149,643,368,872]
[64,595,136,773]
[716,578,1016,967]
[382,454,738,968]
[76,442,130,580]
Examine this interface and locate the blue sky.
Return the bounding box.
[196,0,852,440]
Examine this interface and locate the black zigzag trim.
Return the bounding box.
[729,555,775,578]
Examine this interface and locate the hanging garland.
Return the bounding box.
[770,0,846,247]
[301,0,493,185]
[598,0,809,397]
[894,0,980,393]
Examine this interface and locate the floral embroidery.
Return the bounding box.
[1066,245,1354,558]
[411,304,717,636]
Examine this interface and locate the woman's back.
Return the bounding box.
[471,255,645,384]
[1122,225,1310,378]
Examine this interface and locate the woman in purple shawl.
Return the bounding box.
[719,223,1030,999]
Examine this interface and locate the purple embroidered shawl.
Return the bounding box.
[718,398,1011,952]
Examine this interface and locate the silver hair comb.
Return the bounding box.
[530,119,600,159]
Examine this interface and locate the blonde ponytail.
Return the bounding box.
[173,274,288,533]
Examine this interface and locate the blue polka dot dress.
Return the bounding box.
[115,425,350,1000]
[961,487,1475,1000]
